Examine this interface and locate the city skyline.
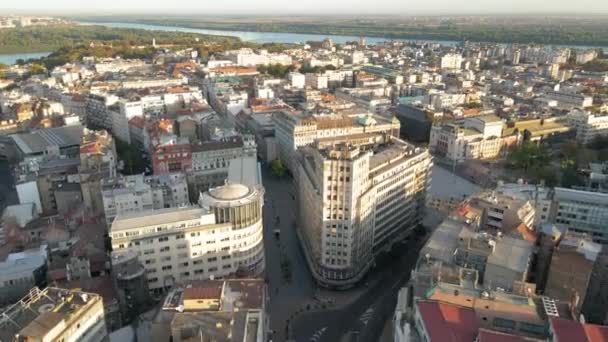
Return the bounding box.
[2,0,608,15]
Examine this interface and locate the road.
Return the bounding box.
[262,167,316,342]
[261,167,433,342]
[290,237,426,342]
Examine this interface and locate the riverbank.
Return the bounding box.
[79,18,608,50]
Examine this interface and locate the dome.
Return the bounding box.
[209,183,250,200]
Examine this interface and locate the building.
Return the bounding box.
[549,318,608,342]
[296,136,431,288]
[543,233,602,315]
[0,287,107,342]
[10,124,83,161]
[110,180,264,291]
[152,143,192,175]
[550,188,608,244]
[102,172,190,226]
[392,104,439,143]
[545,90,593,109]
[138,279,267,342]
[0,245,48,305]
[429,115,505,162]
[568,109,608,145]
[273,110,401,172]
[111,250,150,323]
[440,53,463,69]
[188,135,257,202]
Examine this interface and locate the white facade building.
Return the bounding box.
[110,181,265,291]
[429,115,505,162]
[297,137,432,287]
[568,109,608,145]
[440,53,463,69]
[102,173,190,225]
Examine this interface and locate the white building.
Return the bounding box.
[568,109,608,145]
[288,72,306,88]
[429,115,505,162]
[110,182,265,291]
[297,136,432,288]
[440,53,463,69]
[0,245,47,305]
[102,173,190,225]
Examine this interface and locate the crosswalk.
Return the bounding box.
[309,327,327,342]
[359,307,374,325]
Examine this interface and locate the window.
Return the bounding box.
[207,257,217,262]
[160,246,170,252]
[208,267,218,272]
[519,322,545,336]
[158,236,169,242]
[493,318,516,330]
[161,265,172,271]
[222,264,231,269]
[175,234,185,240]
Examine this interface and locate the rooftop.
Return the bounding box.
[11,125,83,155]
[110,207,212,233]
[0,287,103,342]
[417,300,479,342]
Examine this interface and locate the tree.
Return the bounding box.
[507,142,550,172]
[270,159,286,177]
[29,63,45,75]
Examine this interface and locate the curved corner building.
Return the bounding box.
[297,137,432,289]
[109,181,265,292]
[199,182,266,276]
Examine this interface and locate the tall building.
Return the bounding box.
[0,287,108,342]
[296,135,431,288]
[109,180,264,292]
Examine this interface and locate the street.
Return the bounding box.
[261,167,429,342]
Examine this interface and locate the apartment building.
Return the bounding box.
[429,115,505,161]
[296,136,431,288]
[109,182,264,292]
[273,110,400,172]
[102,172,190,226]
[568,109,608,145]
[0,287,107,342]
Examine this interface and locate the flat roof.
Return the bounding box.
[111,207,209,232]
[11,125,83,155]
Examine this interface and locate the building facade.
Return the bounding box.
[297,136,431,288]
[110,182,264,292]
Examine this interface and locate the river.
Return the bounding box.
[79,21,461,46]
[0,52,50,65]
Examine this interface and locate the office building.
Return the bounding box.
[297,135,431,288]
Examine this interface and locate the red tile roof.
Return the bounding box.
[417,301,479,342]
[183,283,223,300]
[551,318,608,342]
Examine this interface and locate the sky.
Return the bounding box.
[1,0,608,15]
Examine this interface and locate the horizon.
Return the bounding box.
[1,0,608,16]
